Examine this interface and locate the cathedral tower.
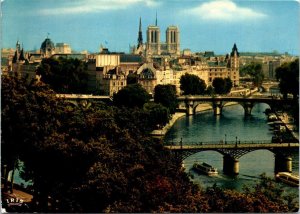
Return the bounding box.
[166,26,180,55]
[146,25,161,56]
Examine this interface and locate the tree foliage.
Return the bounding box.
[143,102,170,129]
[126,73,138,85]
[212,77,233,94]
[36,57,89,93]
[113,83,150,108]
[154,84,178,114]
[275,59,299,99]
[2,75,297,213]
[240,62,264,86]
[180,73,206,95]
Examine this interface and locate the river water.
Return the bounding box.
[164,103,299,196]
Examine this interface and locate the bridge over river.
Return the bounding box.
[165,140,299,175]
[177,95,294,115]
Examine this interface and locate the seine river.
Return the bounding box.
[164,103,299,196]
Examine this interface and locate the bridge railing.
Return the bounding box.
[164,142,299,150]
[167,140,273,146]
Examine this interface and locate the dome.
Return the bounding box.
[40,38,55,51]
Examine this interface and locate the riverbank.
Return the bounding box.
[275,112,299,140]
[150,104,213,138]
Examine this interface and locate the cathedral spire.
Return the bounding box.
[137,17,143,49]
[19,49,25,61]
[139,17,142,32]
[155,12,157,26]
[16,40,21,53]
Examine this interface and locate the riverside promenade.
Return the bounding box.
[150,104,212,138]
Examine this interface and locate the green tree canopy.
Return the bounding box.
[275,59,299,99]
[143,102,170,129]
[2,75,297,213]
[212,78,225,94]
[126,73,138,85]
[36,57,89,93]
[154,84,178,114]
[224,77,233,93]
[113,83,150,108]
[240,62,264,87]
[180,73,206,95]
[212,77,233,94]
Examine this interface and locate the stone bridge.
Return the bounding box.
[56,94,112,107]
[177,95,294,116]
[165,140,299,175]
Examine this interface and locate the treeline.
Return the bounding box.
[1,75,298,212]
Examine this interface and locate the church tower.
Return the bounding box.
[12,41,26,64]
[228,43,240,86]
[230,43,239,69]
[166,26,180,56]
[146,14,161,56]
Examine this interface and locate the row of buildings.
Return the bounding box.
[1,17,297,96]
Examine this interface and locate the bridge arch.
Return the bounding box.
[193,102,214,114]
[167,141,298,175]
[251,102,272,113]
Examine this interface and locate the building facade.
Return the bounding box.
[55,43,72,54]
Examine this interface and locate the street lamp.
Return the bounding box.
[225,134,227,144]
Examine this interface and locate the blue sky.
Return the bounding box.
[1,0,299,55]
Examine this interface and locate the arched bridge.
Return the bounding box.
[261,81,279,92]
[56,94,112,107]
[165,140,299,175]
[177,95,294,116]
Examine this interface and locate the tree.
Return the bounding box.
[275,59,299,100]
[126,73,138,85]
[36,57,89,94]
[143,102,170,129]
[212,78,226,94]
[1,74,66,210]
[113,83,151,108]
[212,77,233,94]
[224,77,233,94]
[205,85,214,95]
[154,84,178,114]
[180,73,206,95]
[240,62,264,87]
[2,74,296,213]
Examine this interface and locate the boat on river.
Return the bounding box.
[276,172,299,187]
[192,162,218,176]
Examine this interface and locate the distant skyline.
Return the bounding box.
[1,0,299,55]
